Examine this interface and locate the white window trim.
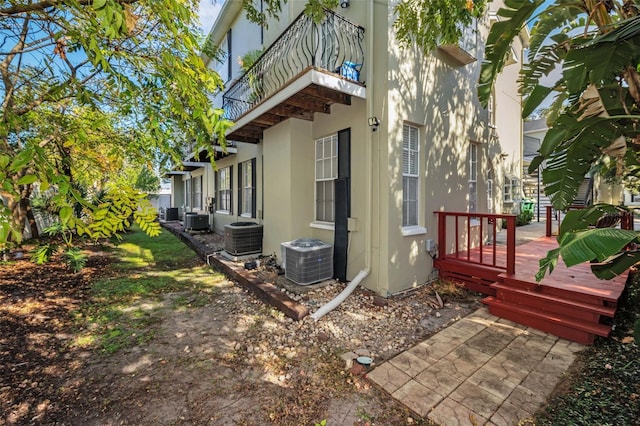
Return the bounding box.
[402,225,427,237]
[504,175,519,203]
[469,144,478,214]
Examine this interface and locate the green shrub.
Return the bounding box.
[516,210,533,226]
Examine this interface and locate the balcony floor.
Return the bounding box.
[227,67,365,143]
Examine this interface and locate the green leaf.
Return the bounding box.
[17,175,38,185]
[59,206,73,224]
[93,0,107,10]
[478,0,543,107]
[0,155,10,169]
[536,247,561,282]
[522,85,553,118]
[558,204,624,237]
[591,251,640,280]
[557,228,638,267]
[9,150,32,173]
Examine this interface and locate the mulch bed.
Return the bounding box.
[0,248,108,425]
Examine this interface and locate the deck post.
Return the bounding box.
[546,206,552,237]
[437,212,446,261]
[506,216,516,275]
[622,211,633,230]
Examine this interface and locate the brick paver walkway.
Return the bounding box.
[367,308,583,425]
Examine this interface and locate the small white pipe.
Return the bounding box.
[310,269,369,320]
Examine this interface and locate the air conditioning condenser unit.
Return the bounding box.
[224,222,264,256]
[281,239,333,285]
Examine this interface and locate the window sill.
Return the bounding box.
[240,213,253,218]
[216,210,231,215]
[402,226,427,236]
[310,221,335,231]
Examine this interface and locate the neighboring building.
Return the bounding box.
[523,118,623,217]
[168,0,528,296]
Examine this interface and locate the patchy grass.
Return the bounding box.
[72,226,226,354]
[535,273,640,425]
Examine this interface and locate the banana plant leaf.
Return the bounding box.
[591,251,640,280]
[536,228,639,281]
[478,0,542,107]
[558,204,627,237]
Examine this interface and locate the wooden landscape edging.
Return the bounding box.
[161,223,309,321]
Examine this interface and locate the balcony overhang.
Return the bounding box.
[226,68,366,144]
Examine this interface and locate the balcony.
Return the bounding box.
[223,8,365,143]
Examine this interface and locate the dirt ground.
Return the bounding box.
[1,244,479,426]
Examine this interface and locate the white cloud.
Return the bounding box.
[198,0,223,35]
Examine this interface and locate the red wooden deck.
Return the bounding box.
[449,237,627,302]
[435,232,629,345]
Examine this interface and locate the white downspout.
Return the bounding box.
[311,0,375,321]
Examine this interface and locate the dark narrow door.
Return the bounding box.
[334,128,351,282]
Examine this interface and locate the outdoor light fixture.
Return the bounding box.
[368,116,380,131]
[340,0,350,8]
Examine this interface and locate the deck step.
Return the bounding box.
[490,282,616,320]
[435,259,502,295]
[499,273,620,306]
[482,296,611,345]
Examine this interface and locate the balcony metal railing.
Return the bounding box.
[222,8,365,122]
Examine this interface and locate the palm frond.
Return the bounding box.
[541,115,625,209]
[478,0,543,107]
[528,0,585,62]
[519,39,568,102]
[536,228,638,281]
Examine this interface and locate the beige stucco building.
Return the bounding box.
[168,0,527,297]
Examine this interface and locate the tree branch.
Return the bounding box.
[0,0,138,16]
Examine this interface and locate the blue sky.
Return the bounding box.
[198,0,223,35]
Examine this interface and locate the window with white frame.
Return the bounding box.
[488,91,496,128]
[315,134,338,223]
[469,144,478,213]
[217,166,232,213]
[192,176,202,210]
[240,159,254,217]
[184,178,191,211]
[459,18,478,55]
[487,172,494,214]
[504,176,519,202]
[402,124,419,227]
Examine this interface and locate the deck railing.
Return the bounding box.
[435,212,517,275]
[222,8,365,121]
[545,205,634,237]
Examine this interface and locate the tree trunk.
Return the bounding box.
[23,197,39,239]
[3,183,35,245]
